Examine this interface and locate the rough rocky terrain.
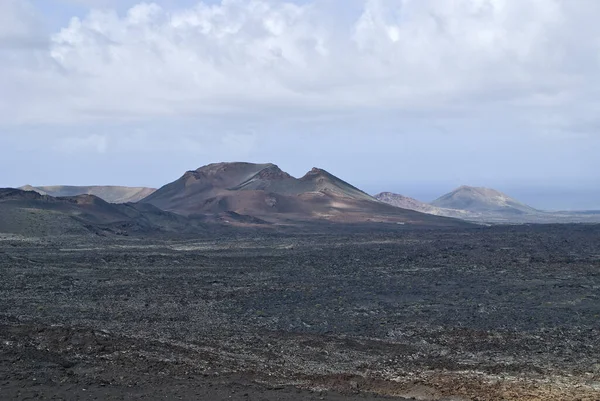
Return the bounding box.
[1,225,599,400]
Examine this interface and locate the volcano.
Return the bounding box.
[431,186,538,214]
[140,162,467,226]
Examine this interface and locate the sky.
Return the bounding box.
[1,0,599,210]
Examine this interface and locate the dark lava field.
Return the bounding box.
[1,225,599,400]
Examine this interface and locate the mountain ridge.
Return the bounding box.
[20,185,156,204]
[376,186,600,224]
[140,162,466,226]
[0,188,191,236]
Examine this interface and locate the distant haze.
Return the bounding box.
[1,0,598,211]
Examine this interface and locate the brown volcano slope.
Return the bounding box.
[0,188,190,236]
[20,185,156,204]
[140,162,469,226]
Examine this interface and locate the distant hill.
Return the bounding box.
[431,186,538,214]
[374,192,472,219]
[20,185,156,204]
[0,188,189,236]
[376,187,600,224]
[140,162,467,227]
[375,192,441,214]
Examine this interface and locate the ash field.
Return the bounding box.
[1,225,600,401]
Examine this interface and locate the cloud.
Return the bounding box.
[1,0,600,139]
[0,0,46,48]
[55,134,109,153]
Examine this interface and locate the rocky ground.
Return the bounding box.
[0,225,599,400]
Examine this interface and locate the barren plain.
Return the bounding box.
[1,225,599,400]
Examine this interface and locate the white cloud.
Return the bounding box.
[0,0,600,138]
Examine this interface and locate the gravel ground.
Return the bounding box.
[0,225,599,400]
